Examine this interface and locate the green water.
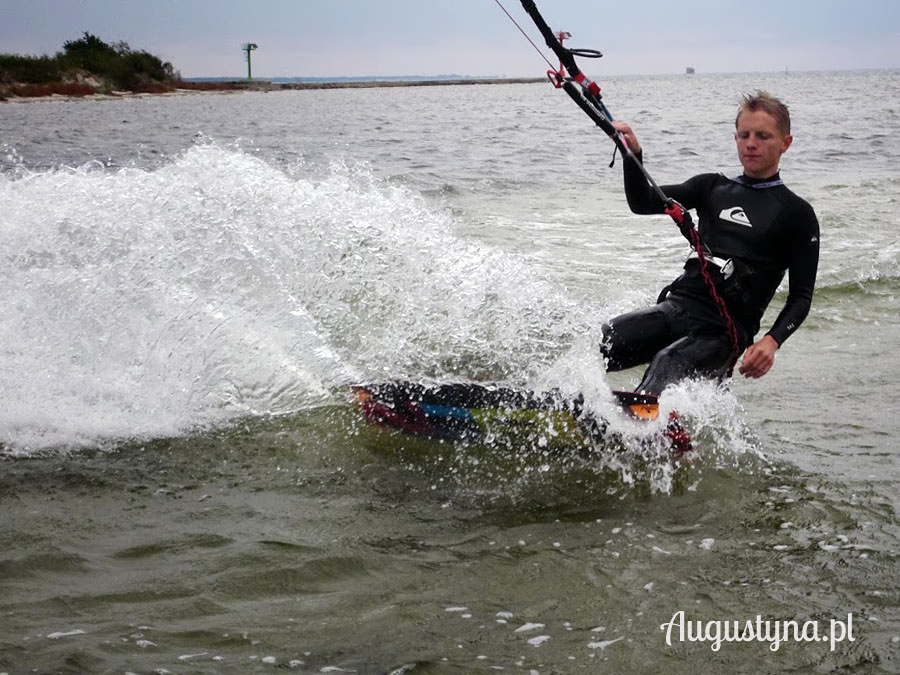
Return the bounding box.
[2,71,899,673]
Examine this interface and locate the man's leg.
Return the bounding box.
[600,302,681,372]
[635,333,734,396]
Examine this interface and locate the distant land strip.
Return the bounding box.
[270,77,545,89]
[2,77,546,102]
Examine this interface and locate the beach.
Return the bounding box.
[0,76,545,103]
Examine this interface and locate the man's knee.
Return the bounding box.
[600,306,671,372]
[600,321,640,371]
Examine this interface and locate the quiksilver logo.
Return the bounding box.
[720,207,753,227]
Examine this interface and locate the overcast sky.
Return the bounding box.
[3,0,900,79]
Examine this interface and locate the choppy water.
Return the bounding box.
[1,70,899,673]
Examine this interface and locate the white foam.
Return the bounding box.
[0,143,595,453]
[46,629,86,639]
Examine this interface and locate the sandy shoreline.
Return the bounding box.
[271,77,544,89]
[1,77,545,103]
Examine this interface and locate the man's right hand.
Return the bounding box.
[611,121,642,154]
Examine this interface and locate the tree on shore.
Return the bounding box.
[0,32,179,91]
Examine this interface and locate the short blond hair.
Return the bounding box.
[736,91,791,136]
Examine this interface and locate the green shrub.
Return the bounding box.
[0,32,179,91]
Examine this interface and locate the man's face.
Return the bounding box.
[734,109,793,179]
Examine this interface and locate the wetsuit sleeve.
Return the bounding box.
[766,201,820,345]
[622,152,713,240]
[622,152,667,213]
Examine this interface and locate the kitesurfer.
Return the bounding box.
[601,91,820,395]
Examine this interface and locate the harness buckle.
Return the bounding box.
[687,250,735,279]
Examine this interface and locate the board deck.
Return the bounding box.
[350,381,692,455]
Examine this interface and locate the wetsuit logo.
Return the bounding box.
[719,207,753,227]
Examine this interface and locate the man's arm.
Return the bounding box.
[613,122,667,214]
[740,201,820,378]
[612,121,710,226]
[765,200,820,346]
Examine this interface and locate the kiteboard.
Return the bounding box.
[350,381,692,455]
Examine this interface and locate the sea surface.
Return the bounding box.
[1,70,899,673]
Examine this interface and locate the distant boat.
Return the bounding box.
[685,67,695,75]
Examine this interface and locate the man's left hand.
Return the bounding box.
[739,334,779,378]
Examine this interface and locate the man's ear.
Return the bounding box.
[781,134,793,154]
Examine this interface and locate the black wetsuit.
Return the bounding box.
[601,152,820,395]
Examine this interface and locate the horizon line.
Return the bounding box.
[183,66,899,82]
